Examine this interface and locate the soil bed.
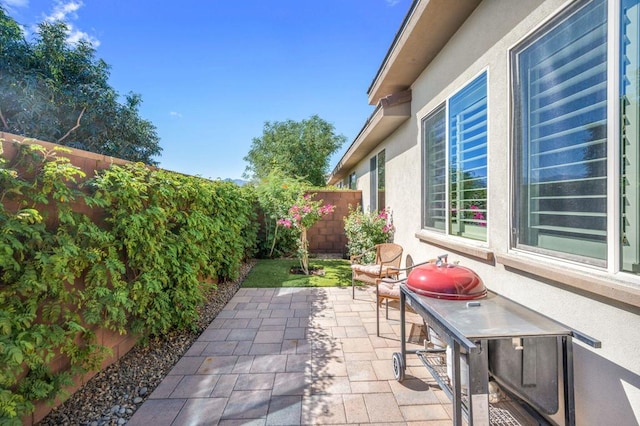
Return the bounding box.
[289,266,325,276]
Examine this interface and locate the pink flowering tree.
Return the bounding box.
[278,194,335,274]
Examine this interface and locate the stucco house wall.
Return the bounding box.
[331,1,640,424]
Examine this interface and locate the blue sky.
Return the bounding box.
[1,0,410,180]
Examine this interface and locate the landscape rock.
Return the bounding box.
[37,261,255,426]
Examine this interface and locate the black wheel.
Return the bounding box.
[392,352,405,382]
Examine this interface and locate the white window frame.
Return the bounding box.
[421,70,490,243]
[509,0,640,277]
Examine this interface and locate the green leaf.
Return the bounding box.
[7,345,24,365]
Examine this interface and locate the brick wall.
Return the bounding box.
[1,132,131,177]
[306,190,362,256]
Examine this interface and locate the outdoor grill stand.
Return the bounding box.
[395,284,601,426]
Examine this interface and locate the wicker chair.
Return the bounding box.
[350,243,403,299]
[375,255,436,336]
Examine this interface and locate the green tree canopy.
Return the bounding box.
[0,7,161,164]
[243,115,346,186]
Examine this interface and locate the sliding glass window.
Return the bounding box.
[422,73,488,242]
[512,0,608,264]
[422,105,447,231]
[449,73,488,241]
[621,0,640,273]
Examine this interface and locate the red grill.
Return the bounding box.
[406,262,486,300]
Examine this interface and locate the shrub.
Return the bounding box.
[0,139,257,422]
[90,163,258,335]
[344,205,395,263]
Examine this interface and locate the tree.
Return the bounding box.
[0,7,161,164]
[278,194,334,274]
[254,169,305,258]
[243,115,346,186]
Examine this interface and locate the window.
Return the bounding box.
[378,150,386,210]
[370,150,386,211]
[348,172,357,190]
[369,155,377,211]
[422,105,447,231]
[621,0,640,273]
[422,73,488,241]
[512,0,640,275]
[513,0,608,264]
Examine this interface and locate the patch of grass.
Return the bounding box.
[242,258,352,288]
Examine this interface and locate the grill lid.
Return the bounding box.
[406,263,486,300]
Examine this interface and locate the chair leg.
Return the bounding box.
[352,276,355,299]
[376,290,380,336]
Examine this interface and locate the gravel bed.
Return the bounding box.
[38,261,256,426]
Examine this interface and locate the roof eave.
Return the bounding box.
[329,0,482,185]
[328,92,411,185]
[367,0,482,106]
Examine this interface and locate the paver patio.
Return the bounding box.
[128,286,453,425]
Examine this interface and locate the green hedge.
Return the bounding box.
[0,141,257,423]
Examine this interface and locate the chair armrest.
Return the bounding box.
[376,276,407,285]
[350,246,377,264]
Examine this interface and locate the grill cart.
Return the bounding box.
[394,282,600,425]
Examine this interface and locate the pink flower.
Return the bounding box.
[319,204,335,215]
[277,219,293,228]
[470,205,486,226]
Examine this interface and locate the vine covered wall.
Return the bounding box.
[0,134,258,425]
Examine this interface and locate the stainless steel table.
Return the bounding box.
[395,284,600,426]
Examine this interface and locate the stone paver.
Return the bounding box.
[266,395,302,425]
[172,398,227,425]
[364,392,405,423]
[169,374,219,398]
[127,399,185,426]
[128,286,452,425]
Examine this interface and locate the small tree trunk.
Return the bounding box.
[269,221,279,258]
[300,226,309,275]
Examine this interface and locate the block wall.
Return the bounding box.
[306,190,362,256]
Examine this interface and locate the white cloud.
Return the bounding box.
[66,27,99,46]
[385,0,401,6]
[0,0,29,14]
[0,0,29,8]
[45,0,81,22]
[169,111,183,118]
[44,1,100,47]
